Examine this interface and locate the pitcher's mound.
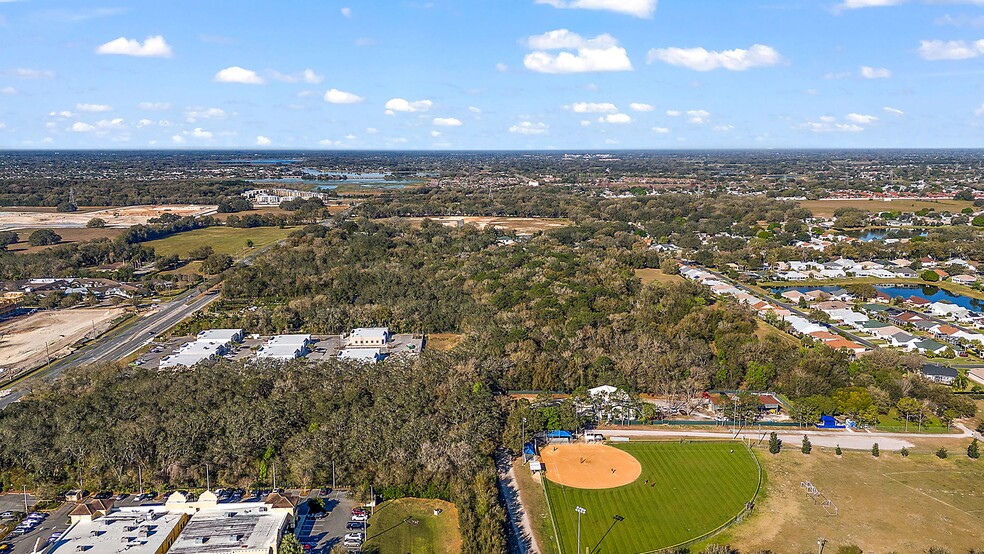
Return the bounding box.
[540,443,642,489]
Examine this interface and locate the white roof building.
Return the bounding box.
[160,341,226,369]
[47,508,190,554]
[256,335,311,360]
[347,327,391,347]
[337,348,384,363]
[197,329,244,343]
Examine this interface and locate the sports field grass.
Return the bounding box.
[543,442,760,553]
[799,198,974,217]
[146,226,297,259]
[363,498,461,554]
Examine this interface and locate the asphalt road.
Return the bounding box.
[0,288,219,410]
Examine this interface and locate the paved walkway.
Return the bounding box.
[597,424,972,451]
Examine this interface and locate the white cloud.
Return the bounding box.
[580,120,592,127]
[13,68,55,79]
[496,62,510,72]
[936,14,984,29]
[598,113,632,124]
[431,130,442,138]
[341,7,352,17]
[713,124,735,132]
[190,128,213,139]
[651,126,671,134]
[324,88,365,104]
[171,135,185,144]
[468,106,482,114]
[138,102,171,111]
[71,122,95,133]
[629,102,654,112]
[366,127,378,134]
[665,110,681,116]
[433,117,463,127]
[97,118,124,128]
[76,103,112,113]
[524,30,632,74]
[256,135,272,146]
[345,134,356,140]
[272,68,324,84]
[0,87,16,95]
[185,107,226,122]
[96,35,173,58]
[569,102,618,113]
[49,110,75,118]
[535,0,657,18]
[647,44,782,71]
[860,66,891,79]
[836,0,903,10]
[797,119,865,133]
[0,123,5,130]
[883,106,905,116]
[136,118,154,128]
[846,113,878,124]
[686,109,711,124]
[918,39,984,60]
[385,98,433,113]
[214,66,265,84]
[509,121,549,135]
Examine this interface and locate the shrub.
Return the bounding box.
[970,439,981,460]
[900,446,909,458]
[801,435,812,454]
[835,444,842,456]
[86,218,107,228]
[837,546,863,554]
[936,447,948,459]
[872,443,880,458]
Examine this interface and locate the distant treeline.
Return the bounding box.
[0,179,252,207]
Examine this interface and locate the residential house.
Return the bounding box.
[920,363,958,385]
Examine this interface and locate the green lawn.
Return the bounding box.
[875,408,953,434]
[544,442,761,554]
[363,498,462,554]
[146,226,297,259]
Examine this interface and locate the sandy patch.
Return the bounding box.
[0,205,216,230]
[0,308,124,373]
[540,443,642,489]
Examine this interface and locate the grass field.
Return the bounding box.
[363,498,461,554]
[800,198,974,217]
[424,333,464,352]
[7,227,125,253]
[635,268,685,286]
[544,442,760,553]
[146,226,297,259]
[722,445,984,553]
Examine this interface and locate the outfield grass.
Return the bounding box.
[544,442,760,553]
[146,226,297,259]
[363,498,461,554]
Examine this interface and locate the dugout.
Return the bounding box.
[545,430,574,444]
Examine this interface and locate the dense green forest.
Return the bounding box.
[0,356,506,554]
[0,179,251,207]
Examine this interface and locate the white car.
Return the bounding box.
[350,513,369,521]
[343,532,364,542]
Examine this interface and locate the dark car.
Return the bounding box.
[346,522,368,530]
[94,491,112,499]
[319,488,332,496]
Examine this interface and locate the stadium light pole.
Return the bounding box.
[575,506,586,554]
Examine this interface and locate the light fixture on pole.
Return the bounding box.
[575,505,586,554]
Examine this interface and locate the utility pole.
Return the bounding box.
[332,461,336,490]
[23,485,29,512]
[138,465,143,496]
[205,464,210,491]
[575,506,586,554]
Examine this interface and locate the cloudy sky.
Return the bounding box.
[3,0,984,149]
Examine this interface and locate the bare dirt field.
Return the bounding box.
[721,446,984,553]
[424,333,464,352]
[394,216,572,235]
[539,443,642,489]
[800,198,973,218]
[7,227,125,253]
[0,205,216,231]
[635,268,685,286]
[0,308,125,373]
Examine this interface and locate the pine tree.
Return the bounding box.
[900,446,909,458]
[768,431,781,454]
[871,443,880,457]
[801,435,812,454]
[968,439,980,460]
[835,444,842,456]
[936,447,948,459]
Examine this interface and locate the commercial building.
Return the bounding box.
[48,507,190,554]
[337,347,385,363]
[256,334,312,360]
[346,327,391,347]
[160,329,242,369]
[164,491,297,554]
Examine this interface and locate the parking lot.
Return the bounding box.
[0,502,71,554]
[297,490,362,553]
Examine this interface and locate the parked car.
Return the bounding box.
[319,487,332,496]
[0,542,13,551]
[343,532,364,542]
[346,521,367,530]
[94,491,112,499]
[350,513,369,522]
[46,532,64,544]
[114,493,129,501]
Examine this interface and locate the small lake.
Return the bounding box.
[771,285,984,311]
[252,170,409,188]
[844,229,928,242]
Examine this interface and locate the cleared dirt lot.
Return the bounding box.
[800,198,974,217]
[0,205,216,231]
[0,308,125,373]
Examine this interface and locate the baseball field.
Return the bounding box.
[541,441,760,553]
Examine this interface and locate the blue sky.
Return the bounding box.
[3,0,984,149]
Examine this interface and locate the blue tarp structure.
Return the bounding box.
[545,430,573,439]
[816,415,845,429]
[523,444,536,457]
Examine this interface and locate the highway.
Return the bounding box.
[0,287,220,410]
